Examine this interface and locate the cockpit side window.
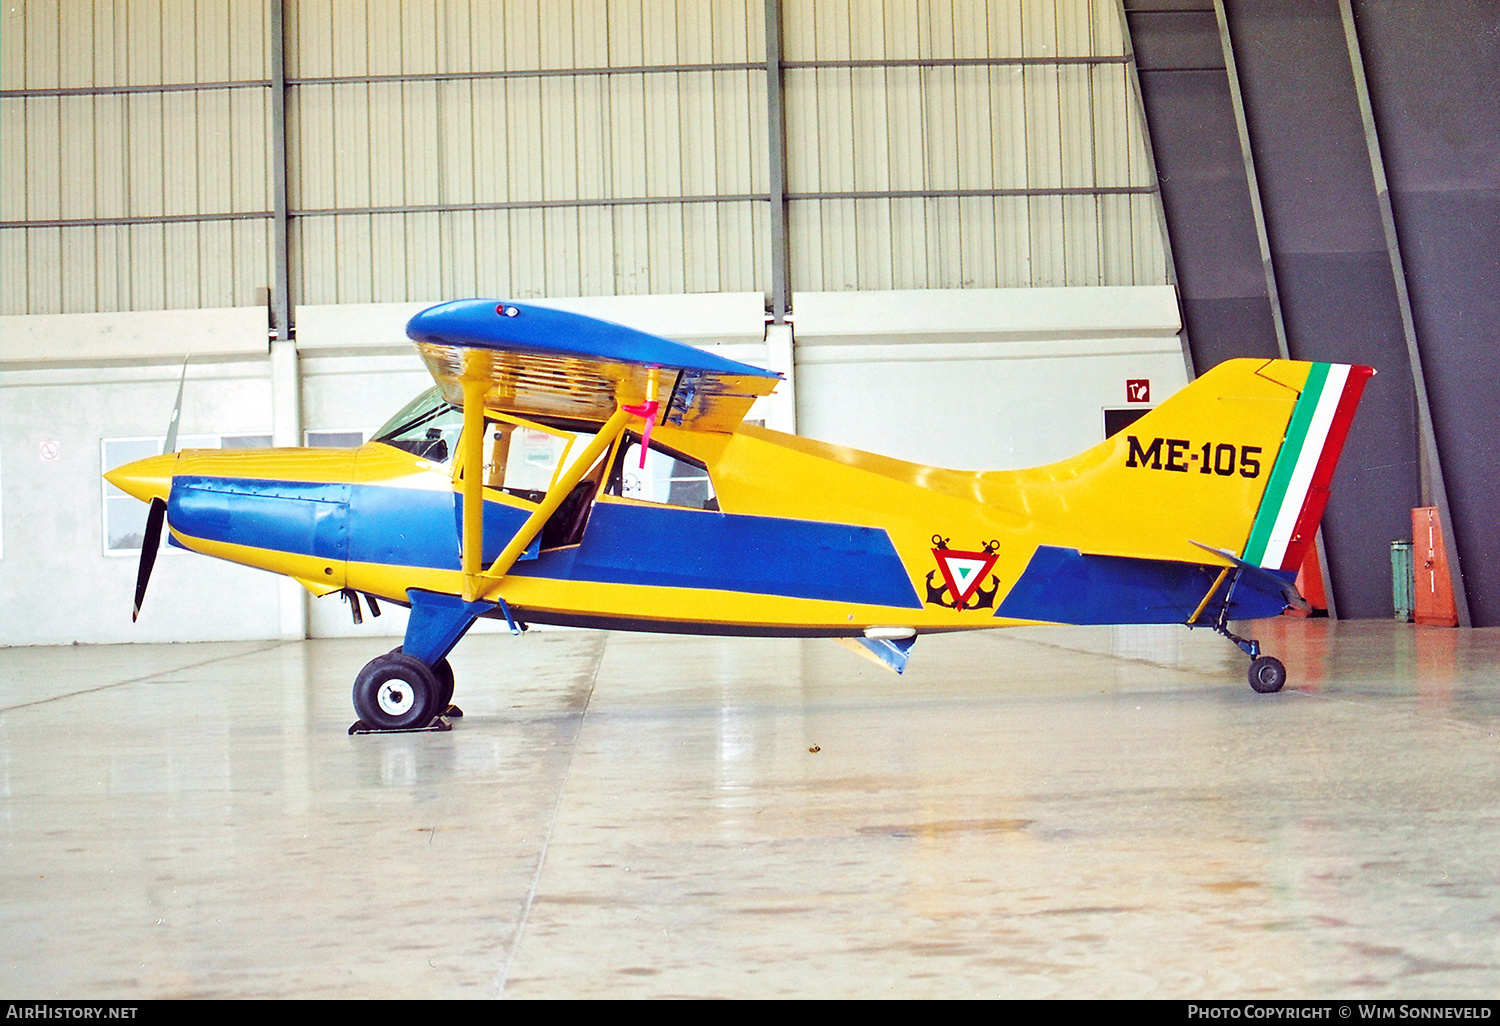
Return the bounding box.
[481,419,599,504]
[605,433,719,511]
[374,386,463,465]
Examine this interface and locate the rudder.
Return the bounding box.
[1238,361,1373,572]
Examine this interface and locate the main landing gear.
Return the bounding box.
[347,589,504,734]
[348,649,462,734]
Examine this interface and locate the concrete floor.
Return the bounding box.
[0,617,1496,999]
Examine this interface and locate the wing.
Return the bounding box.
[406,299,781,433]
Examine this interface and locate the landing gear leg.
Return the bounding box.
[1196,569,1288,694]
[348,590,487,733]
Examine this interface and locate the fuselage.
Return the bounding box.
[125,422,1021,636]
[106,368,1299,639]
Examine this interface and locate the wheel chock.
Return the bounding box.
[348,716,452,736]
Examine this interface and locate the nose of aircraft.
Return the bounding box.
[105,452,177,504]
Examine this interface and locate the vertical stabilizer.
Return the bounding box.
[986,359,1374,570]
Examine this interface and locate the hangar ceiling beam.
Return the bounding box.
[1211,0,1337,619]
[1121,0,1282,372]
[270,0,291,349]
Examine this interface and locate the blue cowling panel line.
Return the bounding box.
[170,475,351,565]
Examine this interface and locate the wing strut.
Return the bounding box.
[459,363,489,585]
[459,403,634,603]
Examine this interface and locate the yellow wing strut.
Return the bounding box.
[460,403,633,603]
[459,366,489,586]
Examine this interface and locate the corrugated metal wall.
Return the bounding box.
[781,0,1162,290]
[1,0,1166,317]
[285,0,769,303]
[1,0,273,314]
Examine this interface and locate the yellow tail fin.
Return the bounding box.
[987,358,1373,570]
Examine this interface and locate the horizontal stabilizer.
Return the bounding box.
[1189,540,1311,612]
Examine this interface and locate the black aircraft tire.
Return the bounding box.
[1248,655,1287,694]
[354,651,439,730]
[432,658,455,713]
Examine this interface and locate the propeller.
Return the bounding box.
[132,359,188,622]
[133,498,167,623]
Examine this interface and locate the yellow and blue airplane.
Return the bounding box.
[106,299,1373,731]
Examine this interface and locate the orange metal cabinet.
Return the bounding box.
[1412,507,1458,627]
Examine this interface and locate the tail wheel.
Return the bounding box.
[1248,655,1287,694]
[353,651,439,730]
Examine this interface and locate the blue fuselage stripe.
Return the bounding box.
[994,545,1291,624]
[510,502,923,608]
[168,476,922,609]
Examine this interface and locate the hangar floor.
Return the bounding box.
[1,618,1496,999]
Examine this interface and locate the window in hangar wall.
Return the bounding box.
[305,430,366,449]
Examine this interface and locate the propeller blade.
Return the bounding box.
[164,358,188,455]
[132,497,167,623]
[129,361,187,623]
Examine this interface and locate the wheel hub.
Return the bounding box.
[377,680,415,716]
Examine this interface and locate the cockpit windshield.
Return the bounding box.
[373,386,463,464]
